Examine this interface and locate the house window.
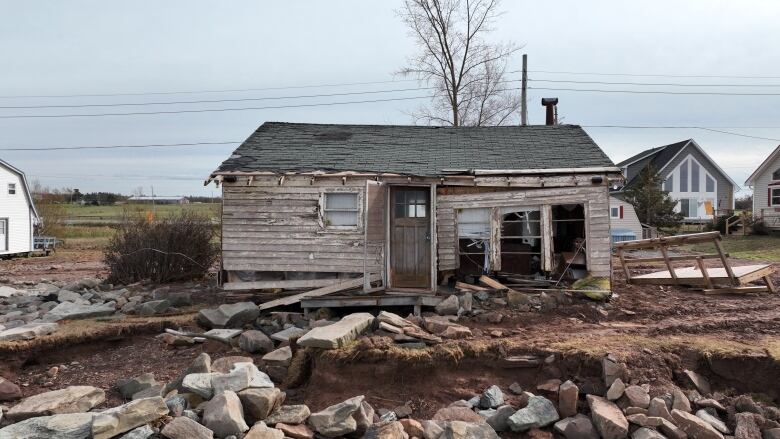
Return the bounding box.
[772,188,780,206]
[706,175,715,192]
[680,198,698,217]
[394,189,427,218]
[773,168,780,181]
[663,175,673,192]
[680,159,689,192]
[610,207,620,218]
[457,208,491,274]
[323,193,359,227]
[691,161,700,192]
[7,183,16,195]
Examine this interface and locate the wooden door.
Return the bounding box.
[390,187,431,288]
[0,219,6,252]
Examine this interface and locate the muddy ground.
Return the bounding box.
[1,247,779,427]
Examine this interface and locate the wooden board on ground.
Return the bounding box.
[299,294,442,317]
[478,275,510,291]
[630,264,773,286]
[257,274,380,311]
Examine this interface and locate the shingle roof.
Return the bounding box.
[212,122,616,177]
[620,139,691,188]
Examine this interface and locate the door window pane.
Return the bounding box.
[394,189,427,218]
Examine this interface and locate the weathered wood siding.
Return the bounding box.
[436,182,612,278]
[221,177,381,273]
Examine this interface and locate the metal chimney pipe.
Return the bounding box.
[541,98,559,125]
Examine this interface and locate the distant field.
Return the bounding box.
[63,203,220,221]
[679,234,780,262]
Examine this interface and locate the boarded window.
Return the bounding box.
[691,161,700,192]
[664,175,673,192]
[680,160,689,192]
[324,193,358,226]
[457,208,490,274]
[706,175,715,192]
[7,183,15,195]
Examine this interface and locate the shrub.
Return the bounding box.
[707,215,741,234]
[104,211,219,284]
[751,220,770,236]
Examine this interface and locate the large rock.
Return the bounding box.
[212,366,253,395]
[212,355,253,373]
[308,395,364,437]
[683,370,712,395]
[555,414,600,439]
[671,409,724,439]
[607,378,626,401]
[623,386,651,409]
[276,423,315,439]
[239,388,286,424]
[182,372,219,399]
[587,395,629,439]
[507,395,560,432]
[0,376,22,401]
[0,322,58,341]
[262,346,293,367]
[648,397,673,422]
[696,409,730,434]
[7,385,106,421]
[633,427,667,439]
[602,354,625,387]
[734,412,762,439]
[239,330,275,354]
[0,413,94,439]
[202,391,249,439]
[558,380,579,418]
[91,396,169,439]
[138,300,170,316]
[119,424,155,439]
[117,373,157,399]
[480,385,504,409]
[161,416,214,439]
[434,406,486,424]
[481,405,515,432]
[435,295,459,316]
[442,421,500,439]
[297,313,374,349]
[265,404,311,425]
[245,421,284,439]
[363,420,407,439]
[164,353,211,395]
[198,302,259,329]
[672,388,692,412]
[377,311,416,328]
[45,301,115,321]
[270,327,309,343]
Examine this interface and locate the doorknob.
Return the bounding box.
[425,233,431,241]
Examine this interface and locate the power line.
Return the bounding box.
[0,141,241,151]
[0,86,437,110]
[582,125,780,142]
[526,70,780,80]
[0,94,438,119]
[529,86,780,96]
[530,78,780,88]
[0,78,420,100]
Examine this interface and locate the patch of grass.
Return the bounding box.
[60,225,116,239]
[679,235,780,262]
[542,334,773,358]
[63,204,220,220]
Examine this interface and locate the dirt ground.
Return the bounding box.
[2,244,780,427]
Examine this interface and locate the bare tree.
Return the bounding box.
[398,0,520,126]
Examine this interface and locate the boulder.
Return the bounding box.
[587,394,629,439]
[45,301,115,321]
[558,380,579,418]
[363,420,407,439]
[441,325,472,339]
[671,409,724,439]
[0,413,94,439]
[377,311,416,328]
[239,388,286,424]
[117,373,157,399]
[165,395,188,417]
[212,355,253,373]
[270,326,309,343]
[624,385,651,409]
[354,400,376,435]
[276,423,315,439]
[735,412,762,439]
[480,385,505,409]
[212,366,252,395]
[161,416,214,439]
[297,313,374,349]
[507,395,560,432]
[602,354,625,387]
[119,424,155,439]
[555,414,600,439]
[697,399,726,412]
[434,406,486,424]
[672,388,692,413]
[91,396,169,439]
[400,419,425,437]
[204,329,243,344]
[481,405,515,432]
[198,302,259,329]
[633,427,667,439]
[683,370,712,395]
[0,376,22,401]
[0,322,58,341]
[265,404,311,425]
[239,330,274,354]
[696,409,730,434]
[245,421,284,439]
[262,346,293,367]
[57,290,82,303]
[7,385,106,421]
[607,378,626,401]
[435,295,459,316]
[182,372,219,399]
[659,418,688,439]
[308,395,364,437]
[442,421,500,439]
[165,353,211,395]
[648,397,673,422]
[626,414,663,428]
[138,300,170,316]
[202,390,249,438]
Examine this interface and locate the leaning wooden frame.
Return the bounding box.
[614,231,776,295]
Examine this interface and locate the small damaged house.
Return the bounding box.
[208,122,621,294]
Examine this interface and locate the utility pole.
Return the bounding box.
[520,54,528,126]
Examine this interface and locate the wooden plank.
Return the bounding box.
[541,204,553,272]
[702,286,770,295]
[478,275,510,291]
[696,257,713,289]
[613,231,721,250]
[300,293,442,309]
[621,253,727,264]
[764,276,776,294]
[257,275,379,311]
[713,238,738,286]
[659,245,678,283]
[616,248,631,282]
[223,278,343,291]
[455,282,488,292]
[629,264,773,286]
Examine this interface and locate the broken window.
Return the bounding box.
[552,204,586,278]
[457,208,490,274]
[499,207,542,275]
[323,193,358,226]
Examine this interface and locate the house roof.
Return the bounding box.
[211,122,617,178]
[0,158,39,220]
[745,144,780,186]
[618,139,737,189]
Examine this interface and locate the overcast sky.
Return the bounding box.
[1,0,779,197]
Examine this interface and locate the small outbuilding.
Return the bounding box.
[208,122,622,293]
[0,158,39,256]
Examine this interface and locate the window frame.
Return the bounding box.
[319,189,363,232]
[610,207,620,219]
[771,187,780,207]
[7,183,16,195]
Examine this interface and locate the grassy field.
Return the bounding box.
[63,203,219,220]
[680,234,780,262]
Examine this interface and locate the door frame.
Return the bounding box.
[385,184,437,292]
[0,218,8,252]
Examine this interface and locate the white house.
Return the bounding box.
[745,144,780,230]
[608,195,643,242]
[0,158,39,256]
[614,139,736,222]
